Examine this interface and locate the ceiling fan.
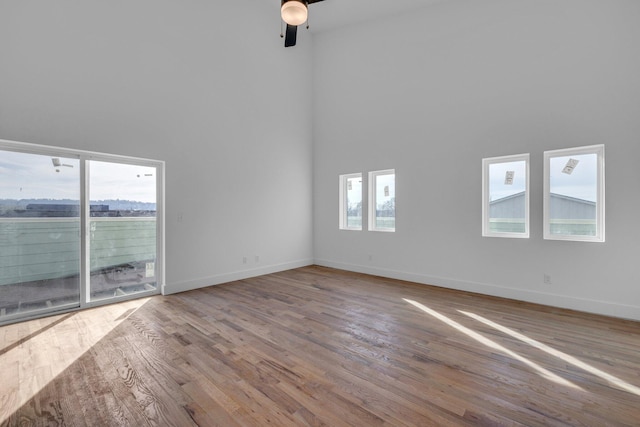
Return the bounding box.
[51,157,74,172]
[281,0,325,47]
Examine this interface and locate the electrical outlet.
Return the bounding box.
[255,255,260,263]
[243,257,247,264]
[543,274,552,284]
[368,254,373,261]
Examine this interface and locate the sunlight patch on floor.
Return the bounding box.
[458,310,640,397]
[403,298,582,390]
[0,298,151,424]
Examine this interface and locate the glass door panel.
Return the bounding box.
[0,149,80,320]
[88,160,157,302]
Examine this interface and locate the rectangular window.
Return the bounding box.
[339,173,362,230]
[544,145,604,242]
[482,154,530,238]
[0,139,164,325]
[368,169,395,232]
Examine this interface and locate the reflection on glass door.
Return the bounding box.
[88,160,157,302]
[0,150,80,320]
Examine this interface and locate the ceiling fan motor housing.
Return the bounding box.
[281,0,323,47]
[281,0,309,26]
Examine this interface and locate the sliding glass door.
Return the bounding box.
[88,160,158,301]
[0,149,81,319]
[0,140,164,324]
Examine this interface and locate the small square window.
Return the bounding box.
[544,145,604,242]
[482,154,530,238]
[368,169,395,232]
[339,173,362,230]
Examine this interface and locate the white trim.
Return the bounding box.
[314,258,640,322]
[158,161,167,296]
[166,258,314,294]
[0,138,161,167]
[543,144,605,242]
[81,155,89,305]
[368,169,396,232]
[482,153,530,239]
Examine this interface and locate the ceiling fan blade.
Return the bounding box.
[284,24,297,47]
[307,0,324,3]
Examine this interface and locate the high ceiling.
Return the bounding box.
[276,0,445,34]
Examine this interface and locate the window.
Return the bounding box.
[0,149,81,320]
[482,154,530,238]
[544,145,604,242]
[368,169,395,232]
[339,173,362,230]
[0,139,164,324]
[88,160,159,302]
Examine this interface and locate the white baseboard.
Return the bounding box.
[164,258,314,295]
[314,258,640,322]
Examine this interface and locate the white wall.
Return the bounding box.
[2,0,639,321]
[0,0,314,293]
[312,0,640,320]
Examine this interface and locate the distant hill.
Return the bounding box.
[0,198,156,211]
[0,199,156,211]
[91,199,156,211]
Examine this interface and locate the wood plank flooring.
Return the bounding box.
[1,265,639,426]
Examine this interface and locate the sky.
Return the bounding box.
[375,173,395,208]
[0,150,156,203]
[2,147,594,206]
[489,154,597,202]
[489,160,526,201]
[549,153,597,202]
[90,160,156,202]
[346,175,362,208]
[345,173,395,211]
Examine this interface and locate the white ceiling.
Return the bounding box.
[278,0,446,34]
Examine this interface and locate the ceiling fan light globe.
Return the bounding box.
[281,1,307,26]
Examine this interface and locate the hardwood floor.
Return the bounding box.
[1,266,639,426]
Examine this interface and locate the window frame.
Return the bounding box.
[0,138,165,325]
[368,169,396,233]
[482,153,530,239]
[543,144,605,242]
[339,173,363,231]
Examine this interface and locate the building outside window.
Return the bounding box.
[544,145,604,242]
[482,154,530,238]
